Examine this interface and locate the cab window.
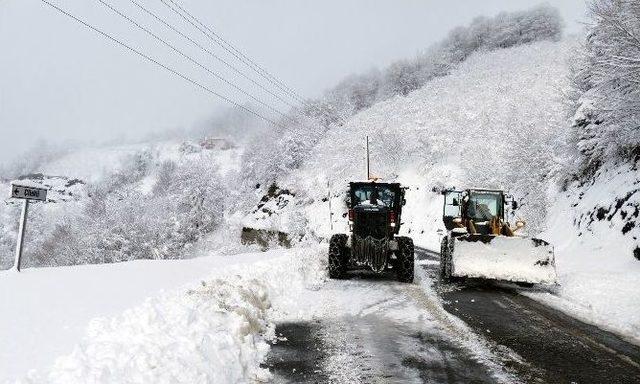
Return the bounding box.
[467,192,501,221]
[443,191,462,218]
[352,186,396,207]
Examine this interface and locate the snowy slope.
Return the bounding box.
[526,164,640,343]
[40,139,242,185]
[287,39,574,247]
[40,144,149,184]
[0,138,243,269]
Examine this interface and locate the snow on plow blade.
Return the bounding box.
[451,235,558,285]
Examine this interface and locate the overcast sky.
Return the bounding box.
[0,0,587,166]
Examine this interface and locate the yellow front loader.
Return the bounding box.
[440,189,557,285]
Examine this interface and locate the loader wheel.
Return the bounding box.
[328,234,348,279]
[440,236,452,282]
[395,237,415,283]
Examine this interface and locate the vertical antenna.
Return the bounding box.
[366,135,370,180]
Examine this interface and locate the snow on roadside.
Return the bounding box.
[19,276,273,384]
[0,253,267,381]
[2,246,326,384]
[525,168,640,345]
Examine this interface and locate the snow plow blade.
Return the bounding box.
[451,235,557,285]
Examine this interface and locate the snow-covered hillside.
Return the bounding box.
[528,163,640,343]
[260,39,573,245]
[0,138,243,269]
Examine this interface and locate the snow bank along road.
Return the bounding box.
[266,248,640,384]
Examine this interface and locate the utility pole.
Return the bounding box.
[366,135,370,180]
[328,180,333,231]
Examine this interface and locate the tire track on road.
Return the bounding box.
[415,247,640,384]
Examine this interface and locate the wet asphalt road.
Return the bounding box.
[418,248,640,384]
[264,271,499,384]
[266,317,498,384]
[265,248,640,383]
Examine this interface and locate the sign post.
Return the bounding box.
[14,200,29,272]
[10,183,47,272]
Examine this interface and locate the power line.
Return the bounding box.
[160,0,349,125]
[159,0,306,105]
[94,0,291,121]
[39,0,283,128]
[128,0,298,110]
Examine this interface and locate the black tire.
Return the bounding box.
[440,236,451,283]
[395,236,415,283]
[328,234,348,279]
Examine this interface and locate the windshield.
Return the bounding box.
[467,192,501,221]
[352,185,396,207]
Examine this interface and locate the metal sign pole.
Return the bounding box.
[14,199,29,272]
[9,183,46,272]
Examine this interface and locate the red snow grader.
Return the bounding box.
[328,181,415,283]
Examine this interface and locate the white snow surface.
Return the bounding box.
[525,165,640,344]
[452,236,557,284]
[1,240,522,383]
[0,250,284,383]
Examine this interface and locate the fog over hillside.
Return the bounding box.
[0,0,586,164]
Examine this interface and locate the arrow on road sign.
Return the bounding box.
[10,184,48,201]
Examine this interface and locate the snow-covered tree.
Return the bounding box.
[240,4,564,192]
[569,0,640,176]
[380,59,424,98]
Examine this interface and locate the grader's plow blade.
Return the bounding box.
[451,235,558,285]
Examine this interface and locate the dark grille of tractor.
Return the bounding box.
[353,209,388,239]
[352,208,389,272]
[352,234,388,272]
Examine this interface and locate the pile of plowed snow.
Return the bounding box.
[1,246,327,383]
[28,277,272,383]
